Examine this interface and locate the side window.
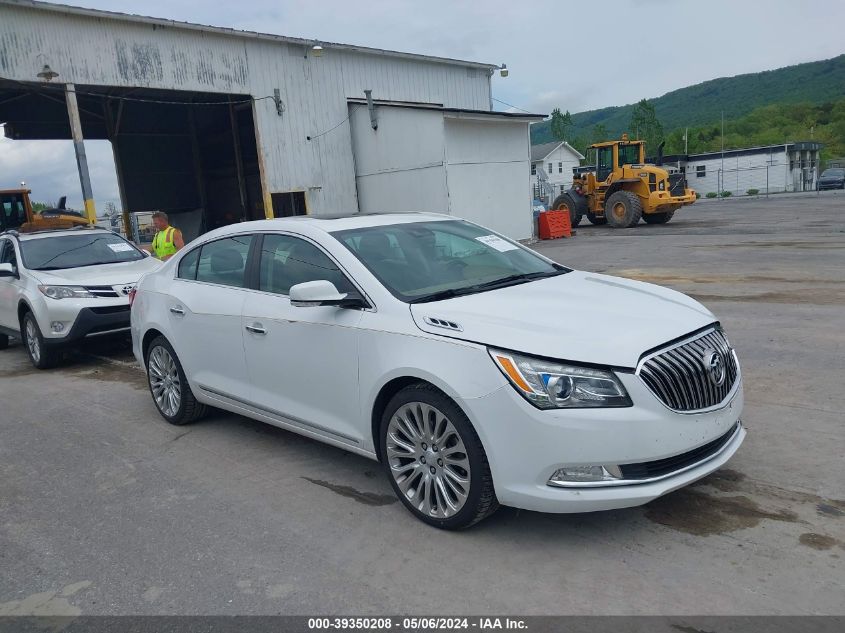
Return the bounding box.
[0,239,16,267]
[177,246,200,280]
[195,235,253,288]
[597,146,613,181]
[259,234,352,296]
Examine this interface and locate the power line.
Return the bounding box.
[307,105,362,141]
[491,97,533,113]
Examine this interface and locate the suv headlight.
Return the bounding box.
[490,349,632,409]
[38,285,95,300]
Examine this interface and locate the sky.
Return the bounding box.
[3,0,845,211]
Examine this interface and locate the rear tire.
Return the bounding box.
[605,191,643,228]
[586,211,607,225]
[643,211,674,224]
[380,383,498,530]
[145,336,207,426]
[21,312,60,369]
[551,193,583,228]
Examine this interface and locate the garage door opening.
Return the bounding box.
[0,80,266,242]
[271,191,307,217]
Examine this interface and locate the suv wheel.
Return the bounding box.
[0,333,8,350]
[22,312,59,369]
[380,383,498,529]
[145,336,207,425]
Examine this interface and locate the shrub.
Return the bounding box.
[720,190,733,197]
[705,192,718,198]
[746,188,759,196]
[695,192,701,199]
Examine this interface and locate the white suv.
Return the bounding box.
[0,227,161,368]
[131,213,744,529]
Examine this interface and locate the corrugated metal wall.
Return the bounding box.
[0,2,492,215]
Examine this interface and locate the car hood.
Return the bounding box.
[410,270,716,369]
[32,256,162,286]
[819,176,844,182]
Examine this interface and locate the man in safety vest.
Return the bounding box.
[148,211,184,261]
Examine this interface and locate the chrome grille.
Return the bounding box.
[84,285,119,298]
[638,328,739,412]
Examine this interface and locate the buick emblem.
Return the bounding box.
[703,349,726,386]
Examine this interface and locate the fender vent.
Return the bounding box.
[423,317,463,332]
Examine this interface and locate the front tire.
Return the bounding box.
[21,312,60,369]
[380,384,498,529]
[0,333,8,350]
[643,211,674,224]
[605,191,643,228]
[145,336,207,425]
[551,193,583,228]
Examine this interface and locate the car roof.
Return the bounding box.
[209,212,455,236]
[11,227,114,241]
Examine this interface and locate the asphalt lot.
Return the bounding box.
[1,192,843,615]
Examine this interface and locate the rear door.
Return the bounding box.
[241,233,365,447]
[167,235,255,400]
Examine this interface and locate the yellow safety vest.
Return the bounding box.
[152,226,178,259]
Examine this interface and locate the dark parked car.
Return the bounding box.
[817,168,845,190]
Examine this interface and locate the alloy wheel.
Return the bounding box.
[148,345,182,417]
[25,319,40,364]
[386,401,472,518]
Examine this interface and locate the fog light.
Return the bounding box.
[549,464,623,485]
[50,321,65,332]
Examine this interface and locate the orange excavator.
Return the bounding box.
[0,189,89,233]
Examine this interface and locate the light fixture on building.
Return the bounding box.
[499,64,508,78]
[312,44,324,57]
[36,64,59,81]
[20,181,26,187]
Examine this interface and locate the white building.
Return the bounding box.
[0,0,542,239]
[660,142,823,196]
[530,141,584,203]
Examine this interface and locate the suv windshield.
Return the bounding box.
[333,220,568,303]
[21,232,144,270]
[822,168,845,177]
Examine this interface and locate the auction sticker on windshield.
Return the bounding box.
[108,242,135,252]
[475,234,518,252]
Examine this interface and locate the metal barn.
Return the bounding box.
[0,0,542,240]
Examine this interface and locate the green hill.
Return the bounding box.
[530,54,845,146]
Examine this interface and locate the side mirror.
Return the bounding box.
[289,280,368,309]
[0,263,16,278]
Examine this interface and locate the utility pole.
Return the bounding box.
[720,111,725,198]
[65,83,97,224]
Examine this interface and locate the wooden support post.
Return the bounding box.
[65,83,96,224]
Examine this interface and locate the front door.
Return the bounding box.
[168,235,255,400]
[242,233,365,447]
[0,238,21,330]
[597,145,614,182]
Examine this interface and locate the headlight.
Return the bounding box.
[38,285,95,300]
[490,348,632,409]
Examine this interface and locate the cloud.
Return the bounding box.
[0,127,121,213]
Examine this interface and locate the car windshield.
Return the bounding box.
[21,232,144,270]
[822,168,845,177]
[333,220,568,303]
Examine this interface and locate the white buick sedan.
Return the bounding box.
[131,213,744,529]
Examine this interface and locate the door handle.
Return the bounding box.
[245,324,266,335]
[169,306,185,315]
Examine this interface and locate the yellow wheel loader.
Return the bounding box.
[1,190,89,233]
[551,135,696,229]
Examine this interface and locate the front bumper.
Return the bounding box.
[648,188,697,212]
[41,305,131,346]
[817,182,844,190]
[463,372,744,513]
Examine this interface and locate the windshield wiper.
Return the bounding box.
[471,269,566,290]
[408,288,476,304]
[408,269,567,304]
